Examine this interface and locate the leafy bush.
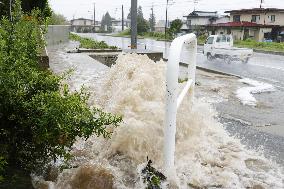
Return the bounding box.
[0,1,122,176]
[197,34,207,45]
[69,33,118,49]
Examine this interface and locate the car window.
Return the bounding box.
[206,37,214,44]
[221,35,227,42]
[216,36,221,42]
[227,36,231,42]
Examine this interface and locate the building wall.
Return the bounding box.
[212,27,272,41]
[230,12,284,26]
[215,16,230,24]
[187,17,211,26]
[71,19,93,26]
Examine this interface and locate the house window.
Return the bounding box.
[84,20,87,25]
[251,15,260,22]
[271,15,275,22]
[233,15,240,22]
[227,28,231,34]
[187,20,191,26]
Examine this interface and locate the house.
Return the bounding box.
[111,19,131,33]
[70,18,100,33]
[183,11,219,33]
[155,20,170,33]
[208,8,284,41]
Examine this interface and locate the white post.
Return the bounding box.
[164,33,197,175]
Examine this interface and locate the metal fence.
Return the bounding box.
[164,33,197,175]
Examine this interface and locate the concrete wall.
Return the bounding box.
[45,25,70,46]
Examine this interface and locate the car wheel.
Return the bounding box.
[242,58,249,64]
[207,53,214,61]
[224,56,231,64]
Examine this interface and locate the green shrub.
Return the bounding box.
[197,34,207,45]
[0,1,122,176]
[69,33,117,49]
[234,39,284,52]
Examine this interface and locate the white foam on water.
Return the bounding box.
[236,78,276,106]
[40,54,283,189]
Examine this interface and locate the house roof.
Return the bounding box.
[225,8,284,14]
[184,10,218,18]
[209,21,277,28]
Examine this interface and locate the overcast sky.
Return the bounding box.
[49,0,284,21]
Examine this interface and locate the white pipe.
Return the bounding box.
[177,79,193,108]
[164,33,197,175]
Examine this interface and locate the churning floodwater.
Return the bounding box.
[36,53,283,189]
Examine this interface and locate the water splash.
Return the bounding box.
[37,53,283,189]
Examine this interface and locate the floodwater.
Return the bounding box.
[35,43,284,189]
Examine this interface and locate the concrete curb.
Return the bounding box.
[196,66,242,78]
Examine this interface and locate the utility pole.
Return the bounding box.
[122,5,124,31]
[150,5,154,32]
[131,0,137,49]
[165,0,169,38]
[93,3,96,32]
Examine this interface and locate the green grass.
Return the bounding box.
[69,33,117,49]
[234,39,284,52]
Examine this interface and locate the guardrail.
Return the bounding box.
[163,33,197,175]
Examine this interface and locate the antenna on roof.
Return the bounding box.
[260,0,264,8]
[193,0,198,11]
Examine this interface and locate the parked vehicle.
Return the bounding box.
[203,35,253,64]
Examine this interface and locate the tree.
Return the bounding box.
[149,8,156,32]
[137,6,143,19]
[0,1,122,179]
[127,6,149,34]
[0,0,9,19]
[169,19,183,35]
[100,12,112,33]
[0,0,52,19]
[127,7,131,20]
[47,11,68,25]
[137,17,149,34]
